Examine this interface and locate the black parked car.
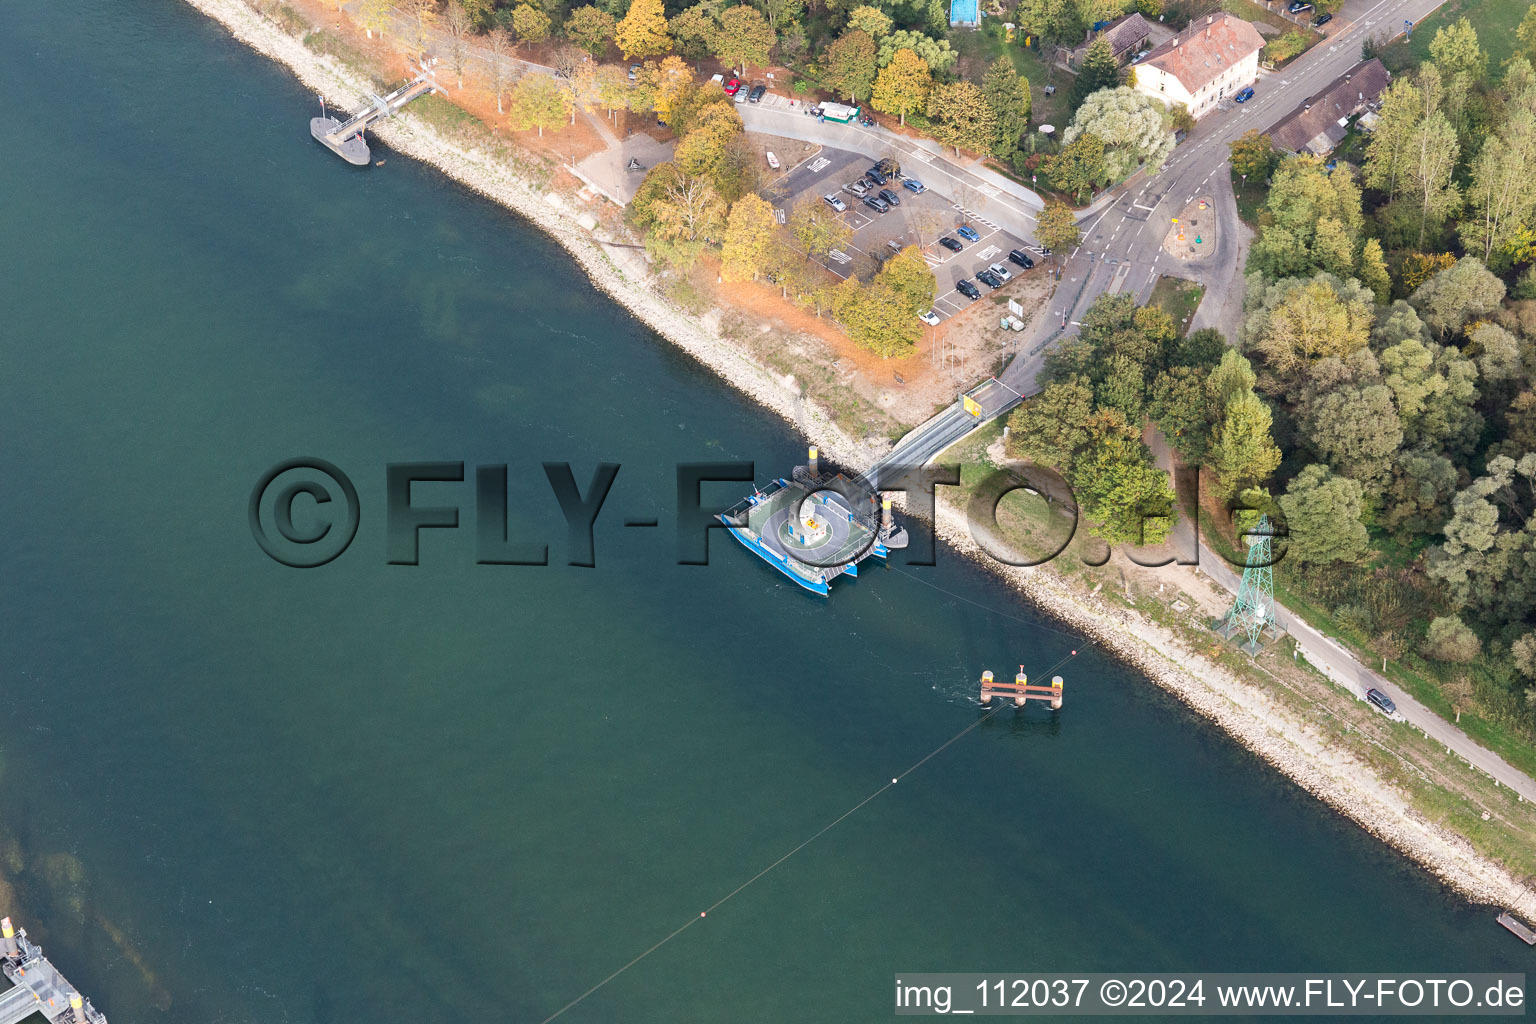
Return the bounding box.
[1312,11,1331,25]
[878,188,902,207]
[956,278,981,300]
[747,84,767,102]
[938,236,963,252]
[863,195,890,213]
[977,269,1004,288]
[865,168,889,186]
[1007,248,1035,269]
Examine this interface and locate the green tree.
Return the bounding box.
[1246,156,1365,281]
[927,82,998,154]
[1520,5,1536,65]
[1241,273,1374,386]
[757,0,804,35]
[630,163,726,267]
[1017,0,1079,41]
[1408,256,1506,338]
[720,195,779,281]
[507,73,571,135]
[1005,376,1095,471]
[1042,132,1106,203]
[1277,464,1368,564]
[1062,87,1173,182]
[594,63,631,118]
[1035,201,1080,255]
[1149,366,1213,462]
[870,49,932,125]
[875,30,956,74]
[669,4,718,60]
[824,29,877,103]
[1363,75,1422,199]
[1428,17,1485,79]
[1071,37,1120,106]
[712,5,776,73]
[359,0,394,38]
[512,4,553,48]
[846,4,892,36]
[833,279,921,356]
[1358,238,1391,304]
[565,6,617,54]
[1210,391,1281,499]
[616,0,671,58]
[1428,454,1536,622]
[876,245,938,313]
[1424,615,1482,663]
[1071,411,1177,546]
[981,55,1032,158]
[1228,129,1274,184]
[1301,383,1404,486]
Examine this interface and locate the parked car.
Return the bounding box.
[765,151,780,170]
[863,195,890,213]
[1312,11,1332,25]
[1007,248,1035,269]
[977,269,1004,289]
[1366,688,1397,716]
[1131,49,1149,63]
[878,188,902,207]
[845,180,870,196]
[902,178,927,194]
[723,77,741,95]
[918,309,941,326]
[956,278,981,300]
[628,64,641,81]
[938,236,963,252]
[1287,1,1311,11]
[865,168,889,186]
[956,224,981,242]
[822,194,847,212]
[987,262,1013,282]
[747,84,767,102]
[1235,86,1255,103]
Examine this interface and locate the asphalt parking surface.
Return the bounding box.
[764,144,1046,322]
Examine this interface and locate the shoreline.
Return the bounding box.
[184,0,1536,918]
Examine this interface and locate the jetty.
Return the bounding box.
[1497,910,1536,945]
[1,917,107,1024]
[979,668,1064,709]
[311,60,438,165]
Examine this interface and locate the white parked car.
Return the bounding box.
[822,193,847,212]
[766,151,780,169]
[988,262,1013,282]
[918,309,942,326]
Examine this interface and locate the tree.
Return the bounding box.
[833,279,921,356]
[1459,99,1536,262]
[846,4,892,37]
[1428,454,1536,621]
[982,56,1031,158]
[1442,675,1476,722]
[1277,464,1368,564]
[1071,38,1120,106]
[1424,616,1482,664]
[359,0,393,38]
[594,64,630,118]
[1246,156,1365,281]
[1428,17,1485,79]
[757,0,805,35]
[1363,75,1422,199]
[788,195,853,260]
[1301,383,1404,486]
[669,5,719,59]
[443,0,473,88]
[1035,201,1080,256]
[927,82,998,155]
[1408,256,1506,338]
[1241,273,1374,385]
[674,101,744,192]
[1042,133,1106,203]
[1017,0,1079,41]
[647,55,694,124]
[1071,411,1177,546]
[870,49,932,126]
[1358,238,1391,305]
[487,28,513,113]
[876,246,938,313]
[1149,366,1212,461]
[631,163,726,267]
[402,0,438,57]
[565,6,617,55]
[876,30,956,75]
[512,4,552,49]
[1210,391,1281,499]
[506,74,571,135]
[720,195,778,281]
[1520,4,1536,65]
[712,6,775,73]
[616,0,671,58]
[1061,87,1173,183]
[824,30,877,103]
[1228,129,1275,183]
[1005,376,1095,471]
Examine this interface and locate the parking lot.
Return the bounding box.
[764,144,1047,323]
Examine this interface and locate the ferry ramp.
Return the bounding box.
[0,982,43,1024]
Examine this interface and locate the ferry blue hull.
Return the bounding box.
[721,521,831,596]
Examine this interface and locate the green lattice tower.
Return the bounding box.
[1215,513,1277,655]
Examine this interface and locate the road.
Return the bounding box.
[997,0,1457,399]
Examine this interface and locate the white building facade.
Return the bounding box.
[1132,13,1264,119]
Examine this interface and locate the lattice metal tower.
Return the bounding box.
[1215,513,1278,655]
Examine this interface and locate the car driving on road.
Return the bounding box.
[956,224,981,242]
[822,194,846,212]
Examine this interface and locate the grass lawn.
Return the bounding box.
[1386,0,1528,70]
[1230,166,1267,226]
[1148,275,1205,334]
[952,25,1076,128]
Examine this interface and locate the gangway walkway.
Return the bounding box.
[866,377,1024,490]
[310,60,438,165]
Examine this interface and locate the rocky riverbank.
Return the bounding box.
[184,0,1536,919]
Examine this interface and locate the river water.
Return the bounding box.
[0,2,1526,1021]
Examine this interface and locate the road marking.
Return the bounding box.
[807,157,830,173]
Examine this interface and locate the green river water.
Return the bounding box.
[0,2,1528,1021]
